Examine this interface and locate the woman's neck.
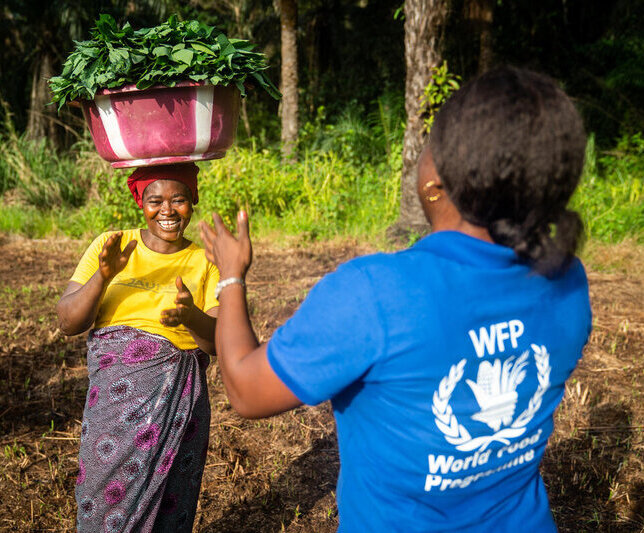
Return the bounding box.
[431,219,494,242]
[429,203,494,243]
[140,229,191,254]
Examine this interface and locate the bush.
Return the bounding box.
[0,108,91,208]
[0,106,640,245]
[571,134,644,243]
[0,137,90,209]
[298,91,405,167]
[74,143,401,240]
[82,165,146,232]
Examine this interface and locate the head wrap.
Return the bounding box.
[127,163,199,208]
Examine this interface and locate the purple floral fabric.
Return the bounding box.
[75,326,210,533]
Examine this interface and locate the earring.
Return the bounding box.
[423,180,442,202]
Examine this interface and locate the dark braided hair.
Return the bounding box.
[429,66,587,277]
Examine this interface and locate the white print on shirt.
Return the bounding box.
[468,319,525,358]
[424,429,542,492]
[466,352,529,431]
[426,320,551,491]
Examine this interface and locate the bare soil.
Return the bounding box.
[0,235,642,532]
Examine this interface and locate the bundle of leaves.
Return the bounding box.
[49,14,280,109]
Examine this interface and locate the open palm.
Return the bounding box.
[98,232,137,281]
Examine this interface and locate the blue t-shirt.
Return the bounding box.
[267,231,592,532]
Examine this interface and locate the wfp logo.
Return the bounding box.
[432,343,551,453]
[467,353,529,432]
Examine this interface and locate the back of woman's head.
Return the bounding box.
[429,66,587,277]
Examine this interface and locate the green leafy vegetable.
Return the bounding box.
[49,14,280,109]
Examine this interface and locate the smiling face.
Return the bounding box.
[141,179,193,250]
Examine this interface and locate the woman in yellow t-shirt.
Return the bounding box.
[56,163,218,532]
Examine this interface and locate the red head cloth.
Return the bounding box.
[127,163,200,208]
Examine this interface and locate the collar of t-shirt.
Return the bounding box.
[413,231,518,268]
[135,228,199,258]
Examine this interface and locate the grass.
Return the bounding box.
[570,134,644,244]
[0,143,641,245]
[0,116,641,247]
[0,104,89,209]
[580,237,644,276]
[0,141,403,243]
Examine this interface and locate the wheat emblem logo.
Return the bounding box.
[432,344,551,452]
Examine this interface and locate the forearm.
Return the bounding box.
[214,285,300,418]
[56,273,109,335]
[215,284,260,404]
[183,307,217,355]
[198,212,301,418]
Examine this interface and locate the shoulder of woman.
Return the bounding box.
[84,229,138,252]
[93,228,136,240]
[186,244,217,267]
[185,240,205,254]
[560,256,590,288]
[340,251,406,278]
[315,253,392,294]
[86,231,113,249]
[122,228,142,240]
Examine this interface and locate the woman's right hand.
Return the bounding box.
[98,232,137,281]
[199,211,252,280]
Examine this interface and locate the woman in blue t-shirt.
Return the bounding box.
[200,67,592,532]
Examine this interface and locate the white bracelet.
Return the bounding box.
[215,277,245,299]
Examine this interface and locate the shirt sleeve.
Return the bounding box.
[266,261,386,405]
[70,232,112,285]
[573,258,593,351]
[202,261,220,311]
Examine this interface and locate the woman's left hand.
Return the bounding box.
[160,276,195,327]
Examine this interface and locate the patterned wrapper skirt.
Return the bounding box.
[75,325,211,532]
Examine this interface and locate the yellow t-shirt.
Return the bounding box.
[71,228,219,350]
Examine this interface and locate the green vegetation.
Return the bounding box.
[0,106,89,208]
[0,143,401,242]
[570,134,643,243]
[0,113,641,245]
[49,14,279,108]
[420,61,461,133]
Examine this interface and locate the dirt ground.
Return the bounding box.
[0,235,642,533]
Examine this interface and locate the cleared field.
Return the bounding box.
[0,236,642,532]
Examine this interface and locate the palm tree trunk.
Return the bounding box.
[396,0,449,233]
[240,98,252,138]
[26,51,57,145]
[467,0,495,73]
[279,0,299,161]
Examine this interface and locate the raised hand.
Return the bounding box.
[98,232,137,281]
[198,211,252,279]
[160,276,196,327]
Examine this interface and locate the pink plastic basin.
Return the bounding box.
[80,81,240,168]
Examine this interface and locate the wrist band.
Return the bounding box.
[215,277,245,299]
